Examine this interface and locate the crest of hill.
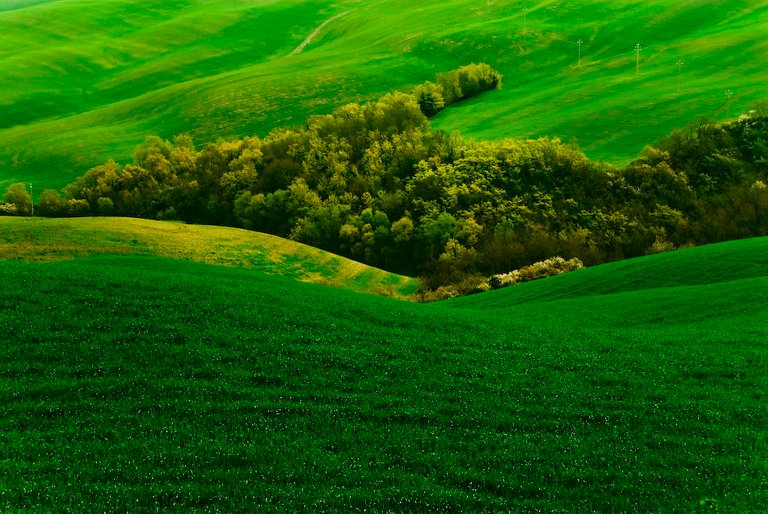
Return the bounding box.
[2,0,767,191]
[0,216,418,299]
[445,237,768,310]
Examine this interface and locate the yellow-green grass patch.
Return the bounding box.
[0,216,418,298]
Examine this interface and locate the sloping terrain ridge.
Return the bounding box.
[2,0,767,191]
[0,238,765,510]
[0,216,418,297]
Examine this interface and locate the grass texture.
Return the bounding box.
[0,237,766,511]
[2,0,767,191]
[0,217,418,298]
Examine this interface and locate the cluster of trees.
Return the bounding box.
[5,64,768,296]
[412,63,502,116]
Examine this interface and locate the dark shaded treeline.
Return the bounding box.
[8,65,768,295]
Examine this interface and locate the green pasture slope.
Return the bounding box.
[0,238,766,511]
[2,0,767,191]
[0,216,418,298]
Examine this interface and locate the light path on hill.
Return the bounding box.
[289,10,351,55]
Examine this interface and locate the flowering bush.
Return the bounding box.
[0,203,18,215]
[490,257,584,289]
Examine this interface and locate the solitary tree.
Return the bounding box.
[3,182,32,215]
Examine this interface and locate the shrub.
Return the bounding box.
[37,189,67,217]
[97,196,114,215]
[490,257,584,289]
[412,81,445,117]
[646,236,675,255]
[418,273,491,302]
[0,202,18,215]
[66,199,91,216]
[2,182,31,215]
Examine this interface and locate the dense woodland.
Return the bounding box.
[4,64,768,296]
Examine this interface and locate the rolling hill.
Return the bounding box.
[0,237,765,511]
[2,0,767,192]
[0,216,419,298]
[2,1,766,510]
[447,236,768,308]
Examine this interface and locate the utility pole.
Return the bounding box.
[29,183,33,217]
[577,39,583,68]
[725,89,734,116]
[522,7,528,36]
[635,43,642,76]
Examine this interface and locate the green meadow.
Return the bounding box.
[0,234,766,511]
[2,1,767,510]
[2,0,767,191]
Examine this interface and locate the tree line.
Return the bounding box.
[4,64,768,297]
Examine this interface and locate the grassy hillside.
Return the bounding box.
[431,0,768,159]
[2,0,767,192]
[0,239,766,511]
[0,217,418,298]
[448,237,768,308]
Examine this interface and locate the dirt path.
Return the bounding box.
[289,11,350,56]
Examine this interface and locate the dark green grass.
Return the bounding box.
[3,0,768,191]
[1,238,767,511]
[448,237,768,308]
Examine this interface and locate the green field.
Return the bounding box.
[0,236,766,511]
[2,0,767,192]
[0,217,418,298]
[2,2,767,508]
